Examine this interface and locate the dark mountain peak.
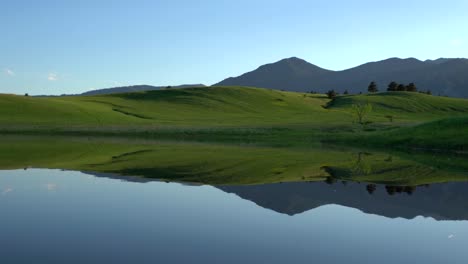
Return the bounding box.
[443,58,468,65]
[357,57,424,68]
[281,56,303,62]
[425,58,453,64]
[279,56,310,64]
[215,57,330,90]
[384,57,421,62]
[216,56,468,97]
[424,58,468,65]
[260,57,326,70]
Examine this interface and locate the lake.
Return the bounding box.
[1,137,468,263]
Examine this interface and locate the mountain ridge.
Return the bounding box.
[80,84,206,96]
[215,57,468,97]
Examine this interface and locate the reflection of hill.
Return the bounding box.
[218,182,468,220]
[1,136,468,186]
[81,171,203,186]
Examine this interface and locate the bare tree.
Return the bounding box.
[352,102,373,125]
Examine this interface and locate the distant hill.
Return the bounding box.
[215,57,468,98]
[81,84,205,96]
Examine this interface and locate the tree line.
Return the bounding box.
[323,81,432,99]
[369,81,432,94]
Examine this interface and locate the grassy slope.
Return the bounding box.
[0,136,467,186]
[0,86,346,127]
[1,87,468,151]
[329,92,468,122]
[4,87,467,127]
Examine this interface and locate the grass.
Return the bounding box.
[0,86,346,127]
[329,92,468,122]
[1,86,468,152]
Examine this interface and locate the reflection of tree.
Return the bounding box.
[366,184,377,194]
[386,185,396,195]
[324,176,337,185]
[404,186,416,195]
[385,185,417,196]
[351,152,372,175]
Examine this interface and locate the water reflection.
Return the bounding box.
[1,136,468,187]
[81,170,468,221]
[323,176,424,196]
[2,169,468,264]
[219,181,468,220]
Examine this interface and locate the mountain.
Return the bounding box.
[216,57,331,91]
[215,57,468,98]
[80,84,205,96]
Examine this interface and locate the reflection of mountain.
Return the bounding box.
[83,169,468,221]
[218,182,468,220]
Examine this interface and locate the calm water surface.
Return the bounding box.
[1,169,468,264]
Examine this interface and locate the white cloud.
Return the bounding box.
[45,183,57,191]
[4,69,15,76]
[2,187,13,195]
[450,39,462,47]
[47,73,58,81]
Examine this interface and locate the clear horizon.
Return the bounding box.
[2,0,467,95]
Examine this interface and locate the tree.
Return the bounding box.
[387,81,398,92]
[426,90,432,95]
[343,89,349,95]
[397,84,406,91]
[24,93,29,97]
[352,102,373,125]
[326,90,337,99]
[407,83,417,92]
[368,81,378,93]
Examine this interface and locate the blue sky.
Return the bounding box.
[1,0,467,95]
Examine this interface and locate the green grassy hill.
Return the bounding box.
[0,86,345,127]
[329,91,468,122]
[1,86,468,151]
[3,86,467,128]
